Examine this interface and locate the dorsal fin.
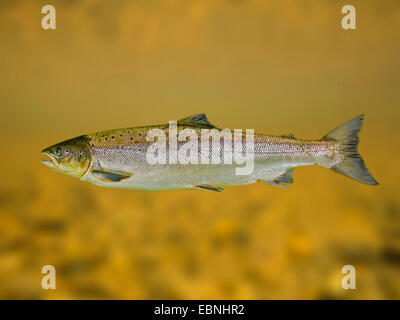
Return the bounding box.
[177,114,216,128]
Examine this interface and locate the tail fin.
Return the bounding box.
[322,115,378,185]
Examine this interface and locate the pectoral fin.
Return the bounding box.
[194,184,224,193]
[92,169,131,182]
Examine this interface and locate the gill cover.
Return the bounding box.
[41,135,92,178]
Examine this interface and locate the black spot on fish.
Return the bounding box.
[120,133,123,137]
[111,136,115,139]
[138,133,142,136]
[130,137,134,141]
[105,137,108,141]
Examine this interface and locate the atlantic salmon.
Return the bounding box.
[40,114,378,192]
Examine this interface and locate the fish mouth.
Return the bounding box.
[40,150,59,169]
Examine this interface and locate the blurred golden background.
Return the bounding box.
[0,0,399,299]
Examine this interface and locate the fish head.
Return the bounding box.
[41,136,92,178]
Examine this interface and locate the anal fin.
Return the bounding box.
[194,184,224,193]
[262,168,294,189]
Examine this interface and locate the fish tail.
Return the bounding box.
[321,115,378,185]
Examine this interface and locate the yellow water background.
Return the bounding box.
[0,0,399,299]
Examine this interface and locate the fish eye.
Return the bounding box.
[55,147,63,156]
